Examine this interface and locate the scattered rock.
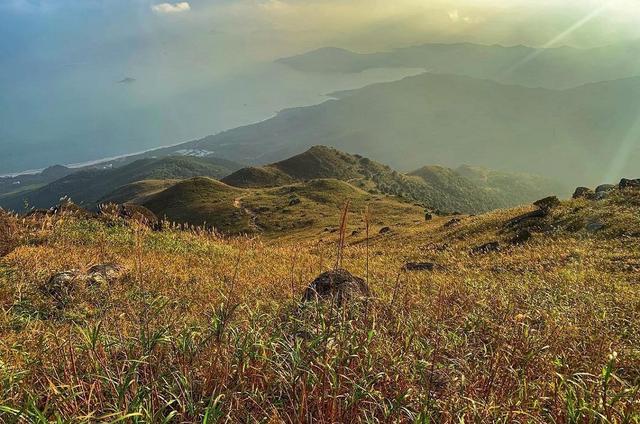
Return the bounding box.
[288,197,301,206]
[87,263,123,286]
[302,269,369,304]
[379,226,391,234]
[619,178,640,189]
[403,262,439,272]
[596,184,616,194]
[351,230,360,237]
[572,187,595,200]
[506,208,547,227]
[471,241,501,255]
[533,196,560,212]
[443,218,462,228]
[586,222,605,233]
[510,229,532,245]
[424,213,433,221]
[41,271,81,307]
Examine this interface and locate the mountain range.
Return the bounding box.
[277,41,640,89]
[150,72,640,186]
[0,146,566,235]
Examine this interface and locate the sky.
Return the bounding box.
[1,0,640,173]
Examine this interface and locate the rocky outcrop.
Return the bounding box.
[573,187,595,200]
[533,196,560,212]
[41,264,125,308]
[619,178,640,189]
[302,269,369,305]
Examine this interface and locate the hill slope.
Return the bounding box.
[0,156,242,211]
[2,180,639,421]
[177,74,640,186]
[223,146,566,213]
[141,175,425,236]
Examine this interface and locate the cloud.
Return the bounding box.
[152,2,191,14]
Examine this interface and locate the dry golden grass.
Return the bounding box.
[0,191,639,422]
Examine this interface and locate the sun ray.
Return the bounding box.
[498,1,613,80]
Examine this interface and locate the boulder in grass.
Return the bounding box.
[510,229,532,245]
[572,187,595,200]
[595,184,616,194]
[379,226,391,234]
[302,269,369,305]
[471,241,501,255]
[41,270,81,307]
[586,222,605,233]
[87,263,123,287]
[619,178,640,189]
[288,197,301,206]
[403,262,439,272]
[443,218,462,228]
[533,196,560,212]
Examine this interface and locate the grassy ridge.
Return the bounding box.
[0,188,639,421]
[223,146,565,214]
[142,176,425,237]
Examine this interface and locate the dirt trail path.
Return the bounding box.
[233,195,263,233]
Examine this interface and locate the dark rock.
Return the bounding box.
[506,208,547,227]
[288,197,301,206]
[379,226,391,234]
[302,269,369,304]
[594,184,616,200]
[443,218,462,228]
[586,222,605,233]
[471,241,501,255]
[403,262,438,272]
[41,271,80,307]
[533,196,560,211]
[87,263,123,286]
[510,229,532,245]
[619,178,640,189]
[351,230,360,237]
[572,187,595,200]
[425,213,433,221]
[595,184,616,193]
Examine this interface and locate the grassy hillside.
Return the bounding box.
[179,74,640,186]
[98,179,179,205]
[221,166,295,188]
[0,156,242,212]
[143,177,250,234]
[278,41,640,89]
[141,175,424,237]
[223,146,566,214]
[1,183,638,421]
